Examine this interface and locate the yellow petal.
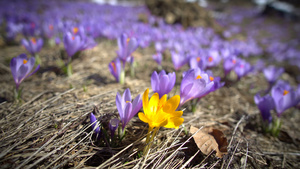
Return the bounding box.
[159,119,168,128]
[164,117,184,129]
[138,112,149,124]
[143,89,149,114]
[149,93,159,111]
[159,94,167,106]
[163,95,180,113]
[172,111,183,117]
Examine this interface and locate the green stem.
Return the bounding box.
[118,126,126,141]
[67,63,72,77]
[35,54,41,66]
[48,38,55,47]
[130,60,136,78]
[13,87,22,102]
[271,118,282,137]
[157,65,162,71]
[145,126,153,144]
[120,70,125,85]
[143,127,159,156]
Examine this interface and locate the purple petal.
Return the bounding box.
[10,57,17,84]
[123,88,131,102]
[151,71,159,92]
[90,113,100,134]
[159,75,169,96]
[127,37,138,55]
[180,70,195,93]
[130,94,142,120]
[26,64,40,78]
[180,83,194,105]
[122,102,132,130]
[116,92,125,120]
[16,64,28,84]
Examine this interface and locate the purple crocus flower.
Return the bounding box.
[63,31,82,58]
[55,37,61,45]
[155,41,164,53]
[108,57,123,83]
[263,65,284,85]
[234,59,252,80]
[254,93,274,123]
[117,33,138,63]
[189,56,206,70]
[42,23,55,39]
[205,70,225,94]
[22,22,37,37]
[116,88,142,131]
[75,27,97,51]
[152,52,162,65]
[223,56,237,76]
[90,112,101,134]
[271,81,298,116]
[171,50,188,70]
[151,70,176,98]
[5,21,20,41]
[21,37,43,56]
[179,68,214,107]
[206,49,221,68]
[10,54,40,90]
[109,118,120,139]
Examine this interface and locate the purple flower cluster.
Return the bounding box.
[2,0,299,140]
[254,80,300,135]
[89,88,142,142]
[108,33,139,84]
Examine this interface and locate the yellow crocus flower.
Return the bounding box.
[138,88,184,129]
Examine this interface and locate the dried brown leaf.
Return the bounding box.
[190,126,228,158]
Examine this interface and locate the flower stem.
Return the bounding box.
[271,118,282,137]
[130,61,136,78]
[145,126,153,144]
[120,70,125,85]
[35,54,41,66]
[143,127,159,156]
[13,87,22,102]
[67,63,73,77]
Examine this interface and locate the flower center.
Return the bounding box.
[209,76,214,81]
[72,36,75,40]
[196,75,202,79]
[196,57,201,62]
[23,59,28,64]
[283,90,289,96]
[151,104,164,113]
[111,62,116,72]
[126,101,131,103]
[49,24,53,30]
[232,59,236,64]
[208,56,213,62]
[73,27,79,34]
[31,22,35,28]
[126,38,130,44]
[31,38,37,44]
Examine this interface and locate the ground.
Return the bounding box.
[0,1,300,169]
